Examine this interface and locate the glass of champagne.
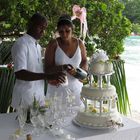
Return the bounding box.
[30,107,40,136]
[17,104,27,136]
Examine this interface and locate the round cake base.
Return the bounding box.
[73,117,123,130]
[73,111,123,130]
[73,117,115,130]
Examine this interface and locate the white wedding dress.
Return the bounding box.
[46,39,83,106]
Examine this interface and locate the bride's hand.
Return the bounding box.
[48,72,67,86]
[48,80,60,86]
[63,64,74,71]
[64,64,76,76]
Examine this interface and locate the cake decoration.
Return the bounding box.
[90,49,113,74]
[73,50,123,129]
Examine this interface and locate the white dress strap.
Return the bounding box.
[77,38,80,47]
[55,39,59,47]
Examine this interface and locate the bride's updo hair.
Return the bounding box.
[57,14,74,29]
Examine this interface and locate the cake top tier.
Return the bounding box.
[89,49,113,75]
[90,49,109,64]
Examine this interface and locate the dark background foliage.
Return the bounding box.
[0,0,131,58]
[0,0,133,114]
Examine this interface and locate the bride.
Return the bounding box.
[44,14,88,106]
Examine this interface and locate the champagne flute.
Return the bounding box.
[30,107,41,136]
[17,104,27,136]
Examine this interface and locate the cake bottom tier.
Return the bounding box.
[74,111,122,129]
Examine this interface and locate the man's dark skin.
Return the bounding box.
[15,14,69,83]
[14,13,73,123]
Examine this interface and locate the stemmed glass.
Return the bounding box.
[17,102,27,136]
[64,88,77,116]
[43,96,64,136]
[44,94,76,140]
[30,106,44,136]
[49,97,76,140]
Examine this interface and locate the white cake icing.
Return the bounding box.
[73,50,123,129]
[90,61,105,74]
[81,85,116,100]
[91,61,113,74]
[75,85,121,127]
[75,111,122,128]
[90,50,113,74]
[74,83,122,128]
[104,61,113,73]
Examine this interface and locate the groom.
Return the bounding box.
[11,13,69,122]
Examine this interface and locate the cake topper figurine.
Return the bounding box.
[71,5,88,42]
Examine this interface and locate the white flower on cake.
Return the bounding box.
[90,49,113,74]
[90,49,109,63]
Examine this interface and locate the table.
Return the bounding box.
[1,113,140,140]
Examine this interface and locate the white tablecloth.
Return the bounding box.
[1,113,140,140]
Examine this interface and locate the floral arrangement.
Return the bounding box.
[7,63,14,69]
[0,63,14,70]
[90,49,109,64]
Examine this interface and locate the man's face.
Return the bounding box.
[34,21,47,40]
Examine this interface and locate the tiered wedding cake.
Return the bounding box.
[74,50,123,129]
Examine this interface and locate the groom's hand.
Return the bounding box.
[47,72,67,86]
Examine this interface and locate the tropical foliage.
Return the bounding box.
[132,23,140,35]
[0,67,15,113]
[111,60,131,115]
[122,0,140,24]
[0,0,131,56]
[122,0,140,34]
[0,41,13,65]
[0,0,132,114]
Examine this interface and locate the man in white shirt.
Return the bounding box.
[11,13,69,109]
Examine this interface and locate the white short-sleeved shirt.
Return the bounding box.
[11,34,45,108]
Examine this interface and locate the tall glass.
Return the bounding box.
[17,104,27,136]
[30,107,40,136]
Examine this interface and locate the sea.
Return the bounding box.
[121,36,140,112]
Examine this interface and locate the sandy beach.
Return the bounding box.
[123,64,140,123]
[121,36,140,123]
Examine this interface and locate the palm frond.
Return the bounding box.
[0,67,15,113]
[111,60,131,115]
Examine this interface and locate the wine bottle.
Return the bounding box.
[73,68,88,80]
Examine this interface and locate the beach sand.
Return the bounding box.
[124,64,140,124]
[127,110,140,123]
